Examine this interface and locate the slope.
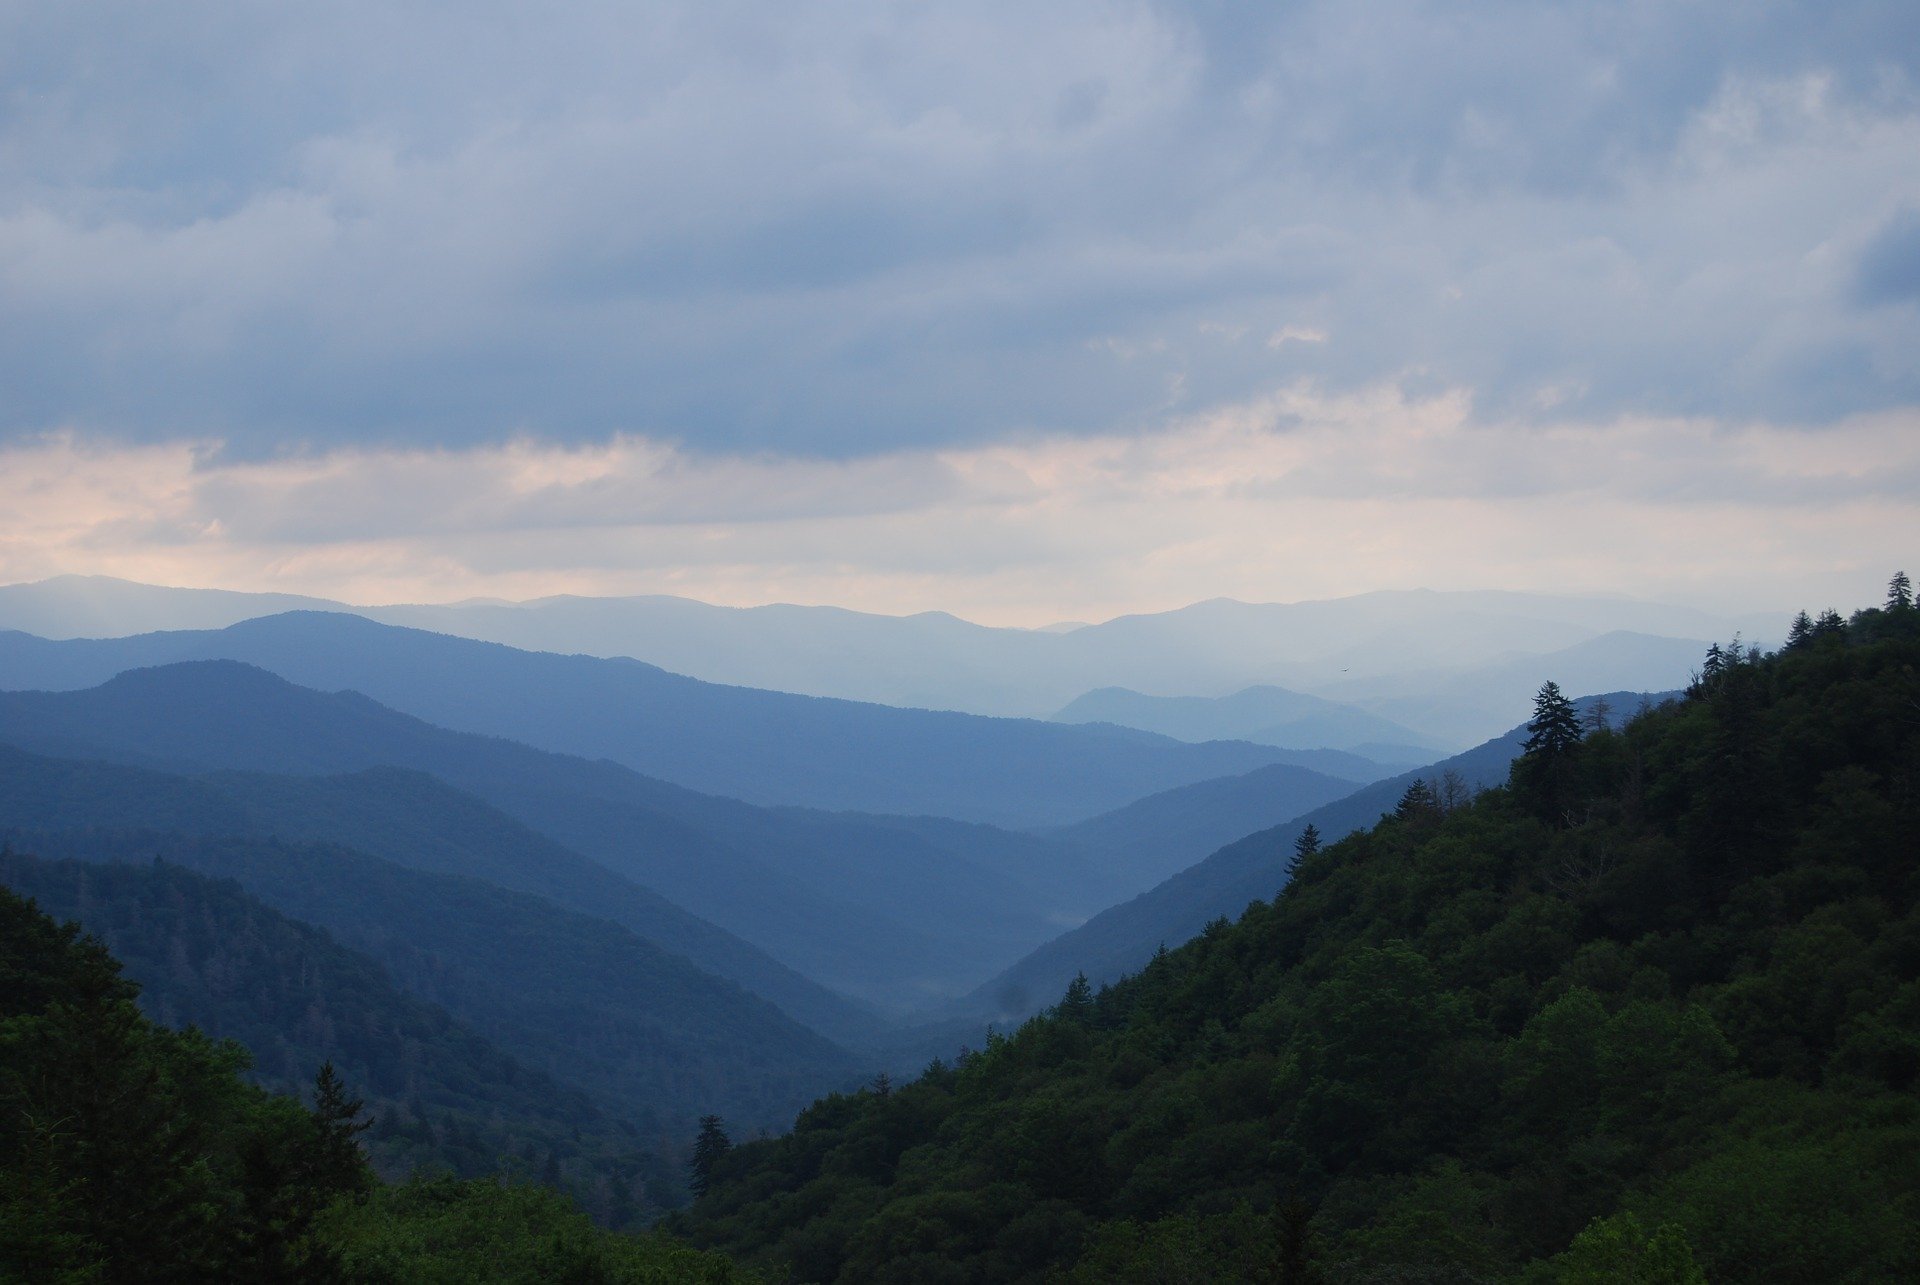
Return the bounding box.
[0,847,682,1219]
[967,691,1667,1022]
[1052,684,1450,756]
[4,823,858,1135]
[0,739,877,1045]
[1043,761,1369,901]
[0,664,1111,1010]
[677,597,1920,1284]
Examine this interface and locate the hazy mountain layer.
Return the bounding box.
[964,690,1668,1023]
[4,825,858,1134]
[0,847,684,1214]
[0,664,1140,1010]
[0,576,1784,730]
[1043,760,1371,899]
[0,739,878,1043]
[1053,683,1450,754]
[0,611,1305,828]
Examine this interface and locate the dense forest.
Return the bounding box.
[676,587,1920,1281]
[0,850,692,1225]
[0,879,749,1282]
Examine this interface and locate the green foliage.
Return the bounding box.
[691,1116,733,1201]
[0,849,683,1225]
[0,885,752,1281]
[0,884,368,1281]
[317,1175,748,1283]
[680,599,1920,1282]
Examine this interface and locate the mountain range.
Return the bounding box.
[0,575,1783,742]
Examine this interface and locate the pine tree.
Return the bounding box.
[309,1062,370,1198]
[1059,973,1095,1025]
[1395,779,1440,823]
[689,1115,731,1200]
[1287,824,1321,880]
[1888,570,1913,611]
[1523,682,1582,758]
[1785,610,1814,649]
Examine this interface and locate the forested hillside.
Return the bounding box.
[0,822,859,1136]
[962,690,1659,1024]
[0,663,1129,1009]
[0,740,876,1042]
[0,850,686,1224]
[677,593,1920,1282]
[0,881,747,1281]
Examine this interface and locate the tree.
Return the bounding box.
[1395,779,1441,824]
[310,1062,371,1198]
[1888,570,1913,611]
[1287,825,1321,880]
[1059,973,1095,1025]
[1785,611,1814,649]
[1583,696,1613,735]
[1523,682,1582,759]
[689,1115,731,1200]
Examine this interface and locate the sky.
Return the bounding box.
[2,1,1916,624]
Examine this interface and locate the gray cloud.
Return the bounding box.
[1857,206,1920,305]
[2,1,1917,458]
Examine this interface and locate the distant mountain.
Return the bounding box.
[1052,684,1452,754]
[3,825,859,1135]
[0,612,1304,829]
[0,848,682,1216]
[1318,630,1715,744]
[960,690,1672,1023]
[0,739,876,1043]
[0,664,1127,1010]
[0,576,1785,723]
[1044,761,1370,897]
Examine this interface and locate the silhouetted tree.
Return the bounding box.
[310,1062,371,1197]
[1059,973,1095,1025]
[1523,682,1581,758]
[1287,824,1321,880]
[1785,610,1815,649]
[1395,779,1441,824]
[1889,570,1913,611]
[689,1115,731,1200]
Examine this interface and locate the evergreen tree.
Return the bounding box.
[689,1115,731,1200]
[1059,973,1095,1025]
[1287,825,1321,880]
[1785,610,1814,649]
[1888,570,1913,611]
[1395,779,1440,823]
[1522,681,1582,757]
[310,1062,371,1198]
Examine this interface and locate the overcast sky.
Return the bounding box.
[2,1,1915,622]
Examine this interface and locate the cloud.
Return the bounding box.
[3,386,1913,623]
[1856,206,1920,305]
[0,1,1916,458]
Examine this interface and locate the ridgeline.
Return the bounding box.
[675,585,1920,1282]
